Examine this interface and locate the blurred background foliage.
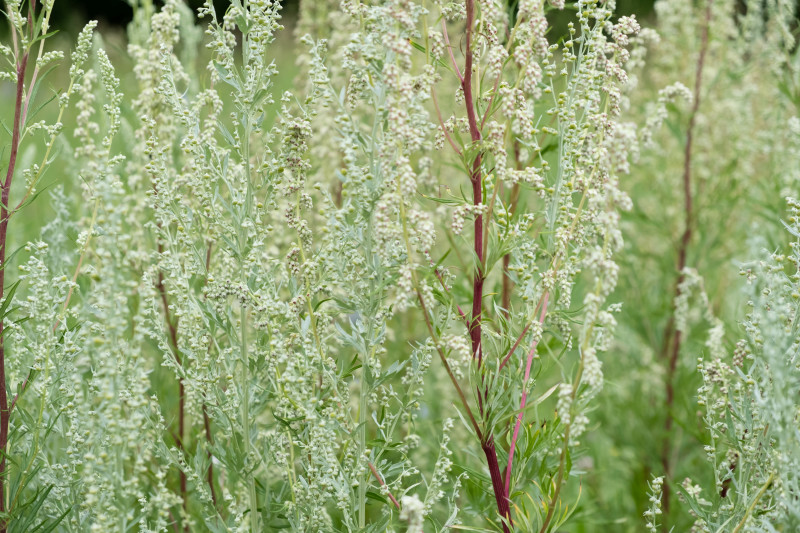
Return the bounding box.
[18,0,656,33]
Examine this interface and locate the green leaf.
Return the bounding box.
[29,29,59,47]
[216,118,236,147]
[30,503,71,533]
[0,279,21,320]
[24,71,60,129]
[365,490,389,505]
[0,244,25,271]
[213,60,240,91]
[419,192,465,206]
[14,182,54,212]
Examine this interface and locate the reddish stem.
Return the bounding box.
[469,156,485,368]
[367,461,400,510]
[460,1,510,530]
[441,20,464,84]
[463,0,484,369]
[0,45,29,532]
[498,321,532,374]
[660,0,712,517]
[482,439,512,530]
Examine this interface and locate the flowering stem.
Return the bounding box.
[202,404,218,506]
[430,260,470,327]
[480,17,522,130]
[539,184,607,532]
[463,0,484,367]
[359,355,368,528]
[0,34,29,531]
[539,338,588,533]
[461,1,510,529]
[8,194,98,418]
[660,0,712,516]
[432,88,463,156]
[239,114,258,531]
[240,277,256,530]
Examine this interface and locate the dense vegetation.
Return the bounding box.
[0,0,798,531]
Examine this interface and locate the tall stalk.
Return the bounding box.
[459,0,511,528]
[202,244,218,508]
[0,9,31,528]
[240,115,259,532]
[659,0,713,516]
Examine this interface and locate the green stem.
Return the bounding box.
[358,360,368,528]
[241,284,258,531]
[239,100,259,529]
[732,472,774,533]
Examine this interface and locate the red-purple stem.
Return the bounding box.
[367,461,400,510]
[460,1,512,529]
[498,322,532,374]
[482,439,511,529]
[463,0,484,368]
[660,0,712,518]
[441,20,464,84]
[0,40,29,532]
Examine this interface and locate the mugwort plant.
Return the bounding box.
[0,0,797,531]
